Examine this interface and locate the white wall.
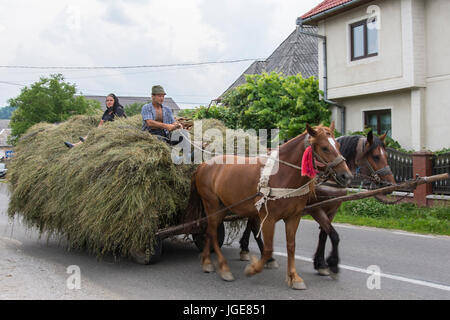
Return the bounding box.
[319,0,408,99]
[336,90,412,149]
[424,79,450,150]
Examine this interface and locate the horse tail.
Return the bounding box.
[183,171,204,224]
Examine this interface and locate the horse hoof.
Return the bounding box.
[240,251,250,261]
[330,272,339,280]
[265,260,279,269]
[317,268,331,276]
[290,281,307,290]
[202,263,215,273]
[244,264,255,277]
[220,271,235,282]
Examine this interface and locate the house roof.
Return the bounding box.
[0,128,12,147]
[302,0,352,19]
[82,95,181,111]
[0,120,10,131]
[219,27,318,98]
[300,0,374,24]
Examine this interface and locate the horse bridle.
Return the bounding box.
[355,137,393,185]
[304,134,347,186]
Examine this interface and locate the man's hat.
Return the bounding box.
[152,85,166,95]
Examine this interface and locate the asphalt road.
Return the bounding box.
[1,183,449,300]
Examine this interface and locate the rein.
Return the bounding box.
[355,137,393,185]
[304,134,346,186]
[254,133,346,237]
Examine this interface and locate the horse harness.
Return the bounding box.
[254,134,346,213]
[355,137,393,185]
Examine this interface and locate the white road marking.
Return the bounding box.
[301,219,448,239]
[272,251,450,292]
[391,232,436,239]
[0,236,23,247]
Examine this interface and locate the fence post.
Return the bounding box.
[412,151,433,207]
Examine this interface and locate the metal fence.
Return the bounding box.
[432,152,450,195]
[386,147,413,183]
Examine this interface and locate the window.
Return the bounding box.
[350,19,378,61]
[364,109,391,137]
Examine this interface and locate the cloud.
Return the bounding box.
[104,3,134,26]
[0,0,322,107]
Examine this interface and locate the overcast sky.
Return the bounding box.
[0,0,321,109]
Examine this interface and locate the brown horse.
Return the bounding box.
[187,122,352,289]
[239,130,396,277]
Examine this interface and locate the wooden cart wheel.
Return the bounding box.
[130,236,163,265]
[192,222,225,252]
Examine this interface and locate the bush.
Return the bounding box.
[8,74,101,144]
[124,102,145,117]
[194,72,331,140]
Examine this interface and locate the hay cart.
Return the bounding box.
[133,173,449,265]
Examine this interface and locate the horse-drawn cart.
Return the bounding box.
[133,173,449,265]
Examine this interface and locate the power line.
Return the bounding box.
[0,81,25,87]
[0,58,259,70]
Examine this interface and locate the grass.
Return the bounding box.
[304,198,450,236]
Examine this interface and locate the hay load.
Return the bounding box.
[7,114,260,258]
[7,114,196,257]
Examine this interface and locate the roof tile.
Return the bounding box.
[301,0,352,19]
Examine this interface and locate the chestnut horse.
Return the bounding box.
[187,122,352,289]
[239,130,396,277]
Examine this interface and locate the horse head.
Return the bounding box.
[306,121,353,187]
[356,130,396,186]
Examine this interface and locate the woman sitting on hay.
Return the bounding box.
[64,93,126,148]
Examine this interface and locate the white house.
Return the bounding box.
[298,0,450,151]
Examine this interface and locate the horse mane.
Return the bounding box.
[280,124,332,148]
[337,134,386,163]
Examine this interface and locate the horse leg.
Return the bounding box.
[239,219,252,261]
[244,217,275,277]
[311,208,330,276]
[324,203,341,278]
[327,225,340,278]
[248,217,279,269]
[311,205,341,278]
[199,196,219,274]
[284,214,307,290]
[202,198,234,282]
[200,230,214,273]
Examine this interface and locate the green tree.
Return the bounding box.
[8,74,101,144]
[124,102,145,117]
[195,72,331,140]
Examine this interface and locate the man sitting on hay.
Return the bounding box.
[142,85,193,163]
[141,85,183,141]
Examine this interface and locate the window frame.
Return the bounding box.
[350,19,378,61]
[364,109,391,136]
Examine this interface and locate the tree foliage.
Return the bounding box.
[124,102,145,117]
[195,72,331,140]
[8,74,101,144]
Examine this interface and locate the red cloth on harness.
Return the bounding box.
[301,146,318,178]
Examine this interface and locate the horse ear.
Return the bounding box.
[306,124,317,137]
[379,132,387,142]
[367,130,373,145]
[329,120,335,133]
